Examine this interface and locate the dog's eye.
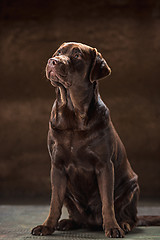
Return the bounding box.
[57,50,62,56]
[74,54,81,59]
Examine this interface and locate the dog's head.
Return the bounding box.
[46,42,111,88]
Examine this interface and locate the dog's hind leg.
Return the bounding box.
[56,196,85,231]
[115,182,139,234]
[56,219,80,231]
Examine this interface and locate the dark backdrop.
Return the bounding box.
[0,0,160,203]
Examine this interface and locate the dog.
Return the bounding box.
[31,42,160,238]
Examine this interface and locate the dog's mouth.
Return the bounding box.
[48,70,66,80]
[46,66,71,88]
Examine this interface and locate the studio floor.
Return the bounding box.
[0,203,160,240]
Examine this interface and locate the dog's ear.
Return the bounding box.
[90,48,111,83]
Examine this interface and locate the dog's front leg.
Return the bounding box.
[31,164,67,236]
[97,161,124,238]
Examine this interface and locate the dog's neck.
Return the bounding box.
[54,82,98,128]
[69,82,98,117]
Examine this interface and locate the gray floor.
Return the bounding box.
[0,204,160,240]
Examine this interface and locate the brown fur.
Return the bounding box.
[31,42,159,238]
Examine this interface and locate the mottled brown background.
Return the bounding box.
[0,0,160,203]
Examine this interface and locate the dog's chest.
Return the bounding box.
[51,128,102,171]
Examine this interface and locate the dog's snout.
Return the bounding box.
[48,58,58,66]
[52,59,58,65]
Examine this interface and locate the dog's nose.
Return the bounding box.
[48,58,58,65]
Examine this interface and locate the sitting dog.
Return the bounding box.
[31,42,159,238]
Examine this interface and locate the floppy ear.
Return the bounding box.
[90,48,111,83]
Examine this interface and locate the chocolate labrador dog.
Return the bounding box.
[31,42,159,238]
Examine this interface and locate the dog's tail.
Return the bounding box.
[137,216,160,226]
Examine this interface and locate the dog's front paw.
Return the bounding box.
[31,225,54,236]
[105,227,124,238]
